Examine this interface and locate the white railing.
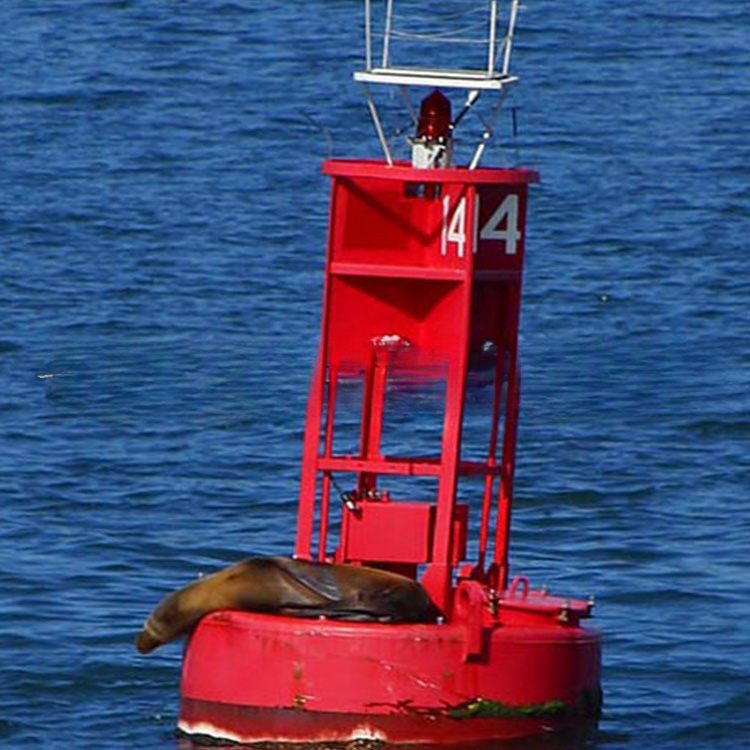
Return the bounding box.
[355,0,522,167]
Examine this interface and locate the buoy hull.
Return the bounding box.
[178,610,601,745]
[179,700,597,746]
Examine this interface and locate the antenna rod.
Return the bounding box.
[382,0,394,68]
[363,83,394,165]
[488,0,498,74]
[503,0,520,76]
[365,0,372,70]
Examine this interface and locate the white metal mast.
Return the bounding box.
[354,0,522,168]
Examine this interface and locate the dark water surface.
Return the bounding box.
[1,1,749,748]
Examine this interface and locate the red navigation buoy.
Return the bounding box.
[178,1,601,745]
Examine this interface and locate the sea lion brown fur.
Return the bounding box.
[136,556,436,654]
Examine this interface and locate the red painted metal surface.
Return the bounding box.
[178,704,576,747]
[178,159,602,744]
[296,160,537,604]
[180,588,600,745]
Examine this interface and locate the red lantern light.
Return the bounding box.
[417,89,452,141]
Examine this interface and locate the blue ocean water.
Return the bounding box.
[1,1,748,748]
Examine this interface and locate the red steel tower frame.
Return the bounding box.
[295,160,538,613]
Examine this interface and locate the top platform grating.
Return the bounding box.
[354,67,518,91]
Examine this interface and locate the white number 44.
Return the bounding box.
[442,193,521,257]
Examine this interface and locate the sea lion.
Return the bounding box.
[136,556,436,654]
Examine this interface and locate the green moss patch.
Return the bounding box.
[447,689,602,721]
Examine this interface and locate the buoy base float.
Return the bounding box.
[174,153,603,743]
[175,3,603,743]
[179,704,598,748]
[178,581,601,745]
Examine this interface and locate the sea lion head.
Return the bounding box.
[136,588,196,654]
